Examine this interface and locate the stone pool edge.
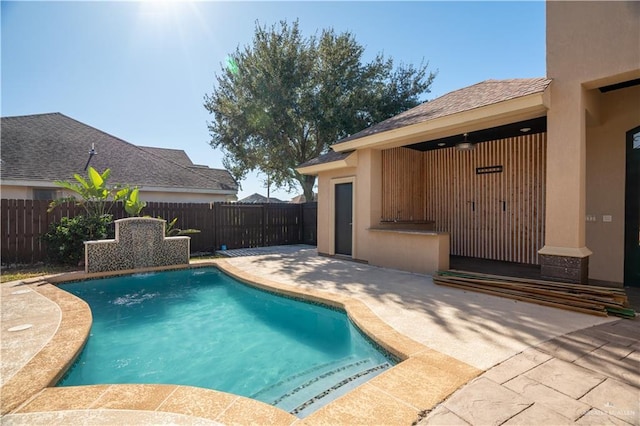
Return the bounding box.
[1,261,481,425]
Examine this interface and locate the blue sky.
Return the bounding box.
[1,1,546,201]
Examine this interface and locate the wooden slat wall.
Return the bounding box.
[381,147,425,221]
[382,133,546,264]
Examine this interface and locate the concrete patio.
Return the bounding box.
[219,246,614,370]
[2,245,638,425]
[219,246,639,425]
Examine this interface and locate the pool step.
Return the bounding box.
[262,358,391,417]
[250,356,361,402]
[289,361,391,418]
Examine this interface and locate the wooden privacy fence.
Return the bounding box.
[1,200,317,265]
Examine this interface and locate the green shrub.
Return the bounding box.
[41,214,114,265]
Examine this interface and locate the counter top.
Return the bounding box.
[367,227,445,236]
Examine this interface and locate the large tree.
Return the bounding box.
[204,20,435,201]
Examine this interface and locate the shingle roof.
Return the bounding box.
[335,78,551,145]
[238,193,284,203]
[297,149,352,169]
[139,146,194,167]
[1,113,238,193]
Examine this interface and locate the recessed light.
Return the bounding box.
[520,127,531,132]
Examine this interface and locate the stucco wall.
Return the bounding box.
[315,150,449,274]
[544,0,640,283]
[547,1,640,85]
[354,149,382,262]
[139,190,236,203]
[586,85,640,284]
[316,167,358,256]
[0,186,30,199]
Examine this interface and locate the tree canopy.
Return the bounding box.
[204,20,436,201]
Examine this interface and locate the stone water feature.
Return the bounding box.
[84,217,190,274]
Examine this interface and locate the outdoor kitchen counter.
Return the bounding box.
[365,224,449,275]
[367,228,441,235]
[371,220,436,231]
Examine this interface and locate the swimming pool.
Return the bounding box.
[58,267,394,417]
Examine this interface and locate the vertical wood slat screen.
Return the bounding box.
[381,133,546,264]
[381,147,425,221]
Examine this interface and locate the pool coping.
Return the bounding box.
[1,260,481,425]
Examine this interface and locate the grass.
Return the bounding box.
[1,264,81,283]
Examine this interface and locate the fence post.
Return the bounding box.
[261,204,266,247]
[213,202,219,252]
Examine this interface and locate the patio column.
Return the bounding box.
[539,83,592,283]
[355,148,382,261]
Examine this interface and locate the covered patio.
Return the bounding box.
[299,78,551,279]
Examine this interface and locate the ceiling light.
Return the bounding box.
[520,127,531,133]
[455,133,474,151]
[437,142,446,147]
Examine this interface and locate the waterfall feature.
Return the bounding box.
[84,218,190,274]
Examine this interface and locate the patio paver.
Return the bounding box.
[579,378,640,424]
[420,318,639,426]
[523,358,607,399]
[439,377,531,426]
[502,403,574,426]
[503,375,591,420]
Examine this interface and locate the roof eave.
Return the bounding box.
[0,180,237,195]
[138,186,238,195]
[296,151,359,176]
[332,91,550,153]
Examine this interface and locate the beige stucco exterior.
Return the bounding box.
[542,1,640,284]
[300,1,640,285]
[585,86,640,283]
[314,149,450,274]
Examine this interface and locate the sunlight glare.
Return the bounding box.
[138,0,188,29]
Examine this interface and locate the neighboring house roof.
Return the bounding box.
[290,193,316,203]
[238,193,284,203]
[0,113,238,194]
[335,78,551,146]
[139,146,194,167]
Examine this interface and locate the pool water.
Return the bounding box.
[59,267,394,417]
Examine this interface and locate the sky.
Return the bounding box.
[1,1,546,201]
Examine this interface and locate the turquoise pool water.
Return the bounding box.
[58,267,394,417]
